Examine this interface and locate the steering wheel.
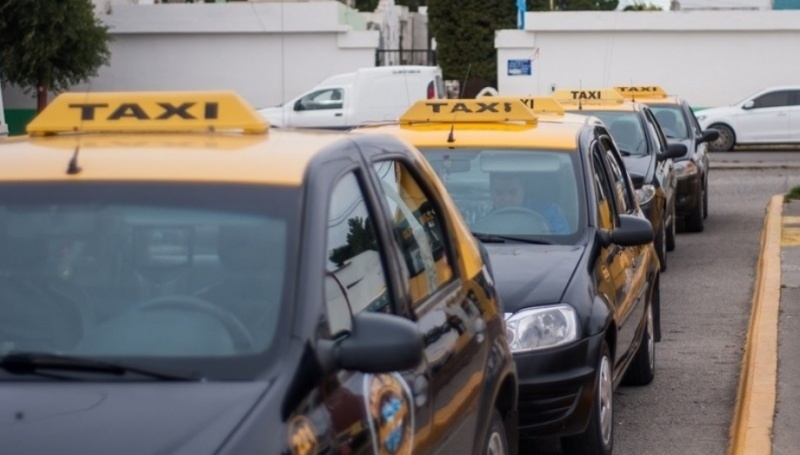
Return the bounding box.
[477,206,552,234]
[129,295,254,352]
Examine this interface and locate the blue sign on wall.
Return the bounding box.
[507,59,532,76]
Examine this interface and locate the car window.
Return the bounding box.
[600,138,635,214]
[324,172,392,337]
[581,110,647,156]
[685,102,704,136]
[651,105,690,140]
[373,160,453,306]
[751,90,792,109]
[297,88,344,111]
[592,146,618,230]
[643,109,668,153]
[419,148,583,240]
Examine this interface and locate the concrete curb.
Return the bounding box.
[711,163,800,171]
[728,195,783,455]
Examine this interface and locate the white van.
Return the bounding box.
[258,66,445,129]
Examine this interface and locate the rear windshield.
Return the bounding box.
[420,148,586,244]
[0,183,299,380]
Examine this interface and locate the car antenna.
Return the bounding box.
[448,63,471,143]
[578,79,583,111]
[67,145,82,175]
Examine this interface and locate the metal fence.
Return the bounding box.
[375,49,437,67]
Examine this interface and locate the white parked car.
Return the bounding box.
[696,86,800,151]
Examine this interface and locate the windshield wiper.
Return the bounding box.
[0,352,201,381]
[472,232,554,245]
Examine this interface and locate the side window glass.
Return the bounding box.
[592,147,617,230]
[296,88,344,111]
[686,103,703,135]
[601,139,635,214]
[644,110,667,152]
[373,160,453,306]
[752,91,791,109]
[324,172,391,337]
[791,91,800,106]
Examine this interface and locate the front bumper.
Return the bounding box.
[675,173,702,216]
[515,331,604,438]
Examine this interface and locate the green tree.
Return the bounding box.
[0,0,111,112]
[623,2,662,9]
[329,217,378,268]
[354,0,380,11]
[428,0,516,96]
[526,0,618,10]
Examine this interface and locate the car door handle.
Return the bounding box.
[334,113,343,117]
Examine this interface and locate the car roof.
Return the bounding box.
[0,91,352,186]
[352,98,591,151]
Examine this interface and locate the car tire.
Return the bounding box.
[652,275,662,342]
[666,203,676,252]
[685,185,705,232]
[655,220,667,272]
[703,179,709,220]
[622,301,656,386]
[708,124,735,152]
[484,408,510,455]
[561,341,614,455]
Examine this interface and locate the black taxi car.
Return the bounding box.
[0,92,517,455]
[614,86,720,232]
[353,98,661,455]
[555,89,685,272]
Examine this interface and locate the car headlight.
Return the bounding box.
[696,114,706,122]
[504,304,578,352]
[673,161,698,178]
[635,184,656,206]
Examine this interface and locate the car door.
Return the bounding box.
[369,158,488,454]
[320,170,432,455]
[736,90,793,143]
[590,144,638,370]
[599,137,649,364]
[788,90,800,142]
[290,87,348,129]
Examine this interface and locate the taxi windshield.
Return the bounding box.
[0,183,298,380]
[421,148,585,243]
[580,111,648,156]
[649,105,690,140]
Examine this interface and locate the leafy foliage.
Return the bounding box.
[428,0,516,94]
[623,2,663,9]
[0,0,111,108]
[786,186,800,202]
[525,0,618,11]
[329,217,379,268]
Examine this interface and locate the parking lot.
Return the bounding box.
[524,154,800,454]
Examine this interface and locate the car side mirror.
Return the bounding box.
[629,171,645,188]
[294,99,306,112]
[335,312,423,373]
[699,129,720,144]
[660,142,687,161]
[742,100,755,110]
[610,214,654,247]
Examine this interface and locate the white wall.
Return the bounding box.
[6,2,378,110]
[496,11,800,108]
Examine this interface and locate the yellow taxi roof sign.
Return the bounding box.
[400,99,537,125]
[27,91,268,136]
[479,94,565,115]
[613,86,668,100]
[552,89,624,105]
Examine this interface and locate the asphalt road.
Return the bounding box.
[521,160,800,454]
[711,150,800,167]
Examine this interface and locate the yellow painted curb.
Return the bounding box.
[728,195,782,455]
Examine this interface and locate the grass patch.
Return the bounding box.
[785,186,800,201]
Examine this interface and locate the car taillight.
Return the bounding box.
[427,81,435,99]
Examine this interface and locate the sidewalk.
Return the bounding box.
[728,196,800,455]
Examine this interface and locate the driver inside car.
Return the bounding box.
[488,173,570,235]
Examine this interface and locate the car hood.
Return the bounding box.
[695,105,739,127]
[0,381,269,454]
[485,243,585,313]
[622,155,653,181]
[257,107,285,127]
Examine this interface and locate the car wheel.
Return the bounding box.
[666,203,676,252]
[708,124,735,152]
[622,301,656,386]
[703,179,709,220]
[484,409,509,455]
[655,220,667,272]
[686,186,705,233]
[561,341,614,455]
[652,275,662,342]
